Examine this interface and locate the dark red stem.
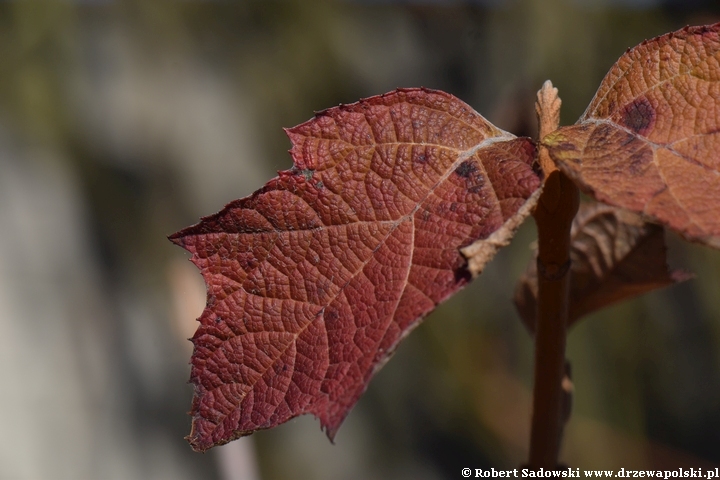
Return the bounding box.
[528,169,579,468]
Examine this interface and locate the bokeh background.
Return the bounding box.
[2,1,720,479]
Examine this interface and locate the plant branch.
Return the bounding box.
[528,81,579,469]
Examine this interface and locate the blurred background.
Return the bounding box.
[2,0,720,479]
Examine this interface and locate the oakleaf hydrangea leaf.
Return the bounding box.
[170,88,541,451]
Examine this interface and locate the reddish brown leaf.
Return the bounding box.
[515,202,691,333]
[544,23,720,249]
[169,88,542,451]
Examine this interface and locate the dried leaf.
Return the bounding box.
[170,88,542,451]
[515,202,691,333]
[544,23,720,249]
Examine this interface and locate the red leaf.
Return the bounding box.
[169,88,542,451]
[544,23,720,249]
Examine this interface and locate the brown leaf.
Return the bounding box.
[515,202,691,333]
[170,88,542,451]
[544,23,720,249]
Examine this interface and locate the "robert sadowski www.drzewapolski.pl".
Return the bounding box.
[462,468,720,479]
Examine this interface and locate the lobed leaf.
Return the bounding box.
[545,23,720,249]
[515,202,691,333]
[169,88,542,451]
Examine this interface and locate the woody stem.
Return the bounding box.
[528,81,579,469]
